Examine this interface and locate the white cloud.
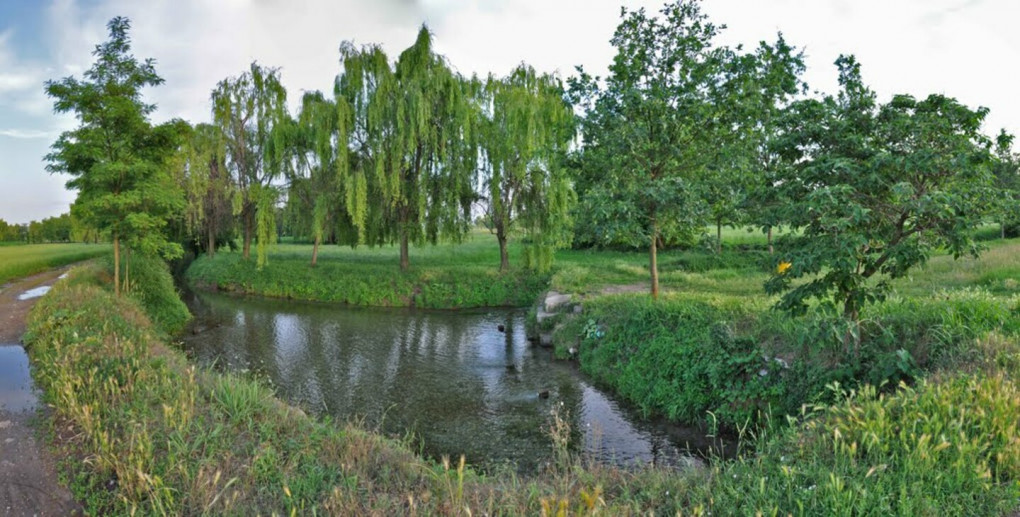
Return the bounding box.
[0,129,52,139]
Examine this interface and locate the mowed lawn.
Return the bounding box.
[0,243,110,285]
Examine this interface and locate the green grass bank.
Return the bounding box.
[549,239,1020,432]
[0,243,109,285]
[186,238,549,309]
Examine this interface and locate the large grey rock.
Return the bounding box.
[544,292,572,312]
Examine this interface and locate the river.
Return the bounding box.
[181,290,727,473]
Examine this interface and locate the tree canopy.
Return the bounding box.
[45,16,184,295]
[766,56,996,328]
[568,0,803,297]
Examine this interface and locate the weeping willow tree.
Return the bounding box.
[284,90,359,266]
[176,122,235,257]
[211,62,288,266]
[479,65,575,272]
[336,26,477,271]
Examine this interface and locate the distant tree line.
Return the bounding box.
[44,1,1020,317]
[0,212,101,243]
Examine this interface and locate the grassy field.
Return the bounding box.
[0,243,110,286]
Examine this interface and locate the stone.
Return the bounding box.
[544,292,572,312]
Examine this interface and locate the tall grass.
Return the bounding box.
[0,243,109,285]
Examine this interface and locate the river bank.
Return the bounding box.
[25,249,1020,513]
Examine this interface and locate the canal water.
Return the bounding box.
[181,290,726,473]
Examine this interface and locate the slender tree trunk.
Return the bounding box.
[113,233,120,297]
[767,226,774,255]
[497,224,509,272]
[311,234,320,267]
[400,231,410,271]
[1003,221,1007,240]
[650,222,659,300]
[843,300,861,357]
[124,247,130,294]
[716,220,722,255]
[242,207,253,260]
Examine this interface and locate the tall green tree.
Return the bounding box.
[766,56,995,335]
[175,122,235,257]
[479,65,576,272]
[569,0,797,297]
[336,27,477,271]
[46,16,184,295]
[287,91,351,266]
[212,62,288,266]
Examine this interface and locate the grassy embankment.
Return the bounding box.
[27,244,1020,514]
[0,243,109,285]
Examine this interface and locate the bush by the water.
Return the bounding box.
[563,288,1020,431]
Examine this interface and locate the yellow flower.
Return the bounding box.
[777,261,792,275]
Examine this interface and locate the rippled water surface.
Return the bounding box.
[182,291,725,472]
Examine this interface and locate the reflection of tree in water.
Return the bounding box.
[183,293,711,473]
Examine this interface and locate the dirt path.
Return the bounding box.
[0,268,81,516]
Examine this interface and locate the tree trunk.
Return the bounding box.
[843,301,861,356]
[207,226,216,258]
[650,224,659,300]
[311,234,320,267]
[242,208,253,260]
[767,226,774,255]
[497,226,509,272]
[1003,221,1007,240]
[400,231,410,271]
[113,233,120,297]
[716,220,722,255]
[124,247,130,294]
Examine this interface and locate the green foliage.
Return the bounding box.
[992,130,1020,236]
[336,26,477,270]
[478,64,576,271]
[174,122,236,257]
[575,294,783,428]
[45,16,185,295]
[568,1,803,295]
[26,213,73,243]
[766,56,996,321]
[212,61,289,261]
[0,218,21,242]
[109,254,190,335]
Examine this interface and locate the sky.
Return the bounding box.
[0,0,1017,223]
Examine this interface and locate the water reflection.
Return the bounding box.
[182,291,723,473]
[0,345,39,412]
